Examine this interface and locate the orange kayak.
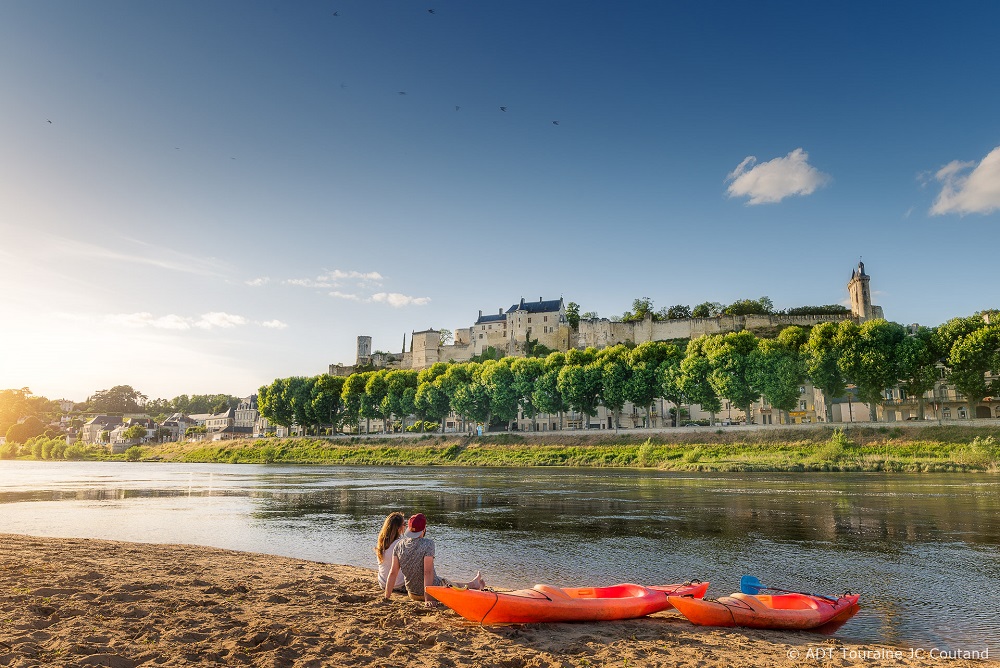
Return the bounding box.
[668,591,860,630]
[425,581,709,624]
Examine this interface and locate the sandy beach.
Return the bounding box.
[0,534,992,668]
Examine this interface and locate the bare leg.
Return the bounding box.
[467,571,485,590]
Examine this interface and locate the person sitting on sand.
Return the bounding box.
[382,513,484,607]
[375,512,406,592]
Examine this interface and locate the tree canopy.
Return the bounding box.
[254,311,1000,432]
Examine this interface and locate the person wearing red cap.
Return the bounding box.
[382,513,485,606]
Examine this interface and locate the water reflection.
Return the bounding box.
[241,469,1000,549]
[0,461,997,652]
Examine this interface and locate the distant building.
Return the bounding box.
[205,407,235,436]
[81,416,123,444]
[109,417,156,453]
[160,413,199,442]
[847,261,884,321]
[235,395,259,430]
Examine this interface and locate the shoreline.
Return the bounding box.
[127,424,1000,472]
[1,534,994,667]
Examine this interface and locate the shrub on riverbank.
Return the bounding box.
[118,424,1000,472]
[1,436,106,461]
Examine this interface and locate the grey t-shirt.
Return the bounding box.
[393,536,440,597]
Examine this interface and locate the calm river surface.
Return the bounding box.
[1,461,997,653]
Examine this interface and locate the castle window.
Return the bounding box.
[544,316,548,322]
[528,317,532,323]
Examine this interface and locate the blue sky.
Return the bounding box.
[2,1,998,402]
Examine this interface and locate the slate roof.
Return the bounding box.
[474,313,506,325]
[85,416,123,428]
[506,298,563,314]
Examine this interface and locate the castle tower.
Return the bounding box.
[847,261,873,321]
[410,329,440,369]
[356,335,372,366]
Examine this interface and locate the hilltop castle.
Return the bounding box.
[329,262,883,376]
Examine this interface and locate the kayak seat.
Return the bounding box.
[730,592,768,611]
[533,584,571,600]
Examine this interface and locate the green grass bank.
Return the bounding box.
[129,425,1000,472]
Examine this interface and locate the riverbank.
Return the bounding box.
[2,534,991,668]
[129,425,1000,472]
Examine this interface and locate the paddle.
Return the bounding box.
[740,575,840,602]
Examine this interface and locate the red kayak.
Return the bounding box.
[426,581,709,624]
[668,591,860,630]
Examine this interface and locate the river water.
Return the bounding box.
[0,461,996,653]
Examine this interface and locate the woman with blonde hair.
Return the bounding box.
[375,512,406,591]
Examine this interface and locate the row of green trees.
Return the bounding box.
[85,386,242,419]
[564,298,851,327]
[0,435,95,461]
[257,314,999,434]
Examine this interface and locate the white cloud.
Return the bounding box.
[107,311,285,330]
[325,269,383,282]
[284,269,384,290]
[330,291,362,301]
[245,277,270,287]
[370,292,431,308]
[726,148,831,204]
[195,312,248,329]
[278,269,422,306]
[284,278,332,288]
[929,145,1000,215]
[107,312,192,330]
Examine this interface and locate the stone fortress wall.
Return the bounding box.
[330,262,882,376]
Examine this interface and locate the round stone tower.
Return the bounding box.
[356,335,372,366]
[847,261,873,321]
